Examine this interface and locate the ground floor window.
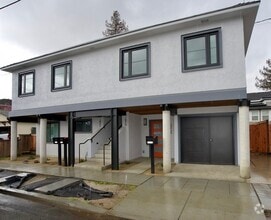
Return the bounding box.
[261,110,269,121]
[47,122,60,143]
[75,119,92,132]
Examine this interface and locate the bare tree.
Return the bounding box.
[255,59,271,91]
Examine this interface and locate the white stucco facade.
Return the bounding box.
[3,3,259,176]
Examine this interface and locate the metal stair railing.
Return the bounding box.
[78,120,111,163]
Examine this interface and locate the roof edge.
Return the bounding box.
[1,1,260,72]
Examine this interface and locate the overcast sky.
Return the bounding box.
[0,0,270,99]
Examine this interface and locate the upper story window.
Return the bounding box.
[18,70,35,97]
[120,43,150,80]
[51,61,72,91]
[182,28,222,72]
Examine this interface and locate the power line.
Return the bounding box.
[0,0,21,10]
[255,18,271,24]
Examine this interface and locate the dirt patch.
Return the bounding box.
[3,154,60,166]
[84,180,135,210]
[16,173,135,210]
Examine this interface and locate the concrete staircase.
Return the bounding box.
[90,142,112,165]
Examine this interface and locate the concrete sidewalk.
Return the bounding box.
[0,160,270,220]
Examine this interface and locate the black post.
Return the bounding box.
[58,143,62,165]
[150,144,155,174]
[111,108,119,170]
[64,142,68,166]
[68,112,75,166]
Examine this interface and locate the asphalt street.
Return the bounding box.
[0,192,126,220]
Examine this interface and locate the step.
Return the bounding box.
[96,149,111,155]
[90,157,111,164]
[103,144,111,150]
[94,153,111,159]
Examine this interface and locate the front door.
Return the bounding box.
[149,120,163,158]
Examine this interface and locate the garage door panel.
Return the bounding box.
[181,116,234,165]
[210,117,234,165]
[181,118,209,163]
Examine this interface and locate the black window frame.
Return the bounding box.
[46,121,60,143]
[51,60,72,91]
[75,119,92,133]
[119,42,151,80]
[18,70,35,97]
[182,28,222,72]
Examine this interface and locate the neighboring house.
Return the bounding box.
[248,92,271,123]
[1,2,259,178]
[0,100,37,138]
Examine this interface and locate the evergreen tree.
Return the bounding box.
[255,59,271,91]
[102,10,128,37]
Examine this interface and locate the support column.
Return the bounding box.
[36,123,40,156]
[239,100,250,179]
[111,108,119,170]
[173,115,179,163]
[40,118,47,164]
[68,112,75,166]
[163,109,171,173]
[10,121,17,161]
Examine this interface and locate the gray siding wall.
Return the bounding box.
[12,16,246,111]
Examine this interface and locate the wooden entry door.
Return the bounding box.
[150,120,163,158]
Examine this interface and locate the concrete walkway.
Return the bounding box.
[0,159,270,220]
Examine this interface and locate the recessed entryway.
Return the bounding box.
[181,116,234,165]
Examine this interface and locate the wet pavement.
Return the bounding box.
[0,153,270,219]
[0,192,125,220]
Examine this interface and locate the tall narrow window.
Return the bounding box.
[182,28,222,71]
[51,61,72,91]
[18,70,35,96]
[120,43,150,80]
[47,122,60,143]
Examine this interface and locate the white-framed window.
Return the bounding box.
[261,110,269,121]
[251,110,259,122]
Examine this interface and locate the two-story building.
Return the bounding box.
[1,2,259,178]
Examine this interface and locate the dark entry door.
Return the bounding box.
[149,120,163,158]
[181,116,234,165]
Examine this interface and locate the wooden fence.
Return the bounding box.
[0,134,36,157]
[250,120,271,153]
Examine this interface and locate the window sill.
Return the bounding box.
[51,86,72,92]
[182,64,223,73]
[120,74,151,81]
[18,93,35,98]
